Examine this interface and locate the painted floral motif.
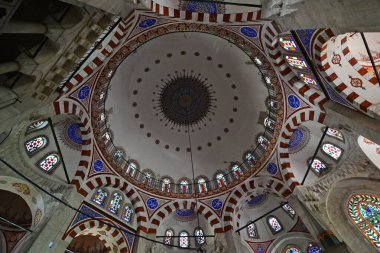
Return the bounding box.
[349,75,365,89]
[332,52,342,66]
[12,183,30,196]
[34,208,42,226]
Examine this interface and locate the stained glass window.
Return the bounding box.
[258,136,269,149]
[143,172,153,186]
[285,56,310,71]
[216,173,227,188]
[264,117,276,130]
[308,158,327,175]
[164,229,174,245]
[267,216,283,234]
[26,120,48,134]
[245,152,256,168]
[326,128,344,141]
[38,153,60,173]
[322,143,342,160]
[279,36,299,52]
[198,178,207,193]
[92,189,108,207]
[284,244,302,253]
[348,193,380,250]
[126,162,137,177]
[307,243,323,253]
[121,205,134,223]
[232,165,244,179]
[162,178,171,192]
[282,203,296,219]
[25,136,48,156]
[195,227,205,245]
[179,231,189,248]
[180,180,189,194]
[247,223,258,238]
[107,192,123,215]
[299,73,318,89]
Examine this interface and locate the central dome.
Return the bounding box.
[156,73,215,129]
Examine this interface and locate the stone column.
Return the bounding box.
[2,21,47,34]
[0,62,19,75]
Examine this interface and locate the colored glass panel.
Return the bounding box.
[268,216,283,233]
[245,152,256,168]
[348,193,380,250]
[279,36,299,52]
[27,120,48,133]
[299,73,318,89]
[284,244,302,253]
[195,228,205,245]
[309,158,327,175]
[216,173,227,187]
[164,229,174,245]
[162,178,171,192]
[326,128,344,141]
[92,189,108,207]
[198,178,207,193]
[283,203,296,218]
[322,143,342,160]
[180,180,189,194]
[285,56,310,71]
[307,243,323,253]
[121,205,134,223]
[25,136,48,155]
[179,231,189,248]
[247,223,257,238]
[232,165,243,179]
[126,162,137,177]
[107,192,123,215]
[38,153,60,172]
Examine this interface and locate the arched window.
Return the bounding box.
[245,152,256,168]
[308,158,327,175]
[92,189,108,207]
[179,231,189,248]
[125,161,137,177]
[347,193,380,250]
[232,164,244,179]
[197,178,207,193]
[322,143,343,160]
[258,136,269,149]
[264,117,276,130]
[107,192,123,215]
[162,178,171,192]
[142,171,154,187]
[179,180,189,194]
[26,120,49,134]
[37,153,60,173]
[25,136,48,156]
[195,227,205,245]
[215,173,227,188]
[164,229,174,245]
[283,244,302,253]
[307,243,323,253]
[247,223,258,238]
[267,216,283,234]
[282,203,296,219]
[285,55,309,71]
[326,128,344,141]
[121,205,134,223]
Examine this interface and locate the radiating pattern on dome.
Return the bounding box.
[61,121,83,150]
[155,72,216,130]
[288,126,310,154]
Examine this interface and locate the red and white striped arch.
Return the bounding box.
[52,99,93,192]
[314,30,379,117]
[150,0,261,23]
[278,109,326,190]
[64,219,130,253]
[264,27,328,109]
[222,176,291,232]
[82,175,148,232]
[147,200,223,234]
